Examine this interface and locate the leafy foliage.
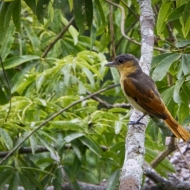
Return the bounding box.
[0,0,189,189]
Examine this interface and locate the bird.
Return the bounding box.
[105,54,190,141]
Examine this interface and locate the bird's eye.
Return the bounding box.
[118,59,123,63]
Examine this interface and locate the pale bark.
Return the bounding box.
[119,0,154,189]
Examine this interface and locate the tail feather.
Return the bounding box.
[164,110,190,141]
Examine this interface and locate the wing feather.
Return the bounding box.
[122,73,167,119]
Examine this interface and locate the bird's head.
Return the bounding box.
[105,54,141,76]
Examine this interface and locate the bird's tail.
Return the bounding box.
[164,109,190,141]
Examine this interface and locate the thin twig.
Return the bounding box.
[144,164,190,190]
[0,145,108,158]
[41,17,75,58]
[177,143,190,171]
[0,84,119,164]
[86,91,131,109]
[150,137,177,168]
[121,0,139,20]
[109,0,116,59]
[104,0,167,52]
[0,56,12,122]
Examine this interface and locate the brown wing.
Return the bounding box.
[122,73,167,119]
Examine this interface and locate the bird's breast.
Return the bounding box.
[120,76,147,113]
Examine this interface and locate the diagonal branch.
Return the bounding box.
[41,17,75,58]
[0,84,119,165]
[86,91,131,109]
[144,164,190,190]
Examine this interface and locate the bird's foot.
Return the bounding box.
[128,114,147,126]
[128,120,145,126]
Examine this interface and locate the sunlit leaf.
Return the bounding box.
[152,53,181,81]
[167,4,185,22]
[1,55,40,70]
[156,1,172,35]
[173,77,185,103]
[182,0,190,27]
[106,169,120,190]
[80,136,102,156]
[0,128,13,150]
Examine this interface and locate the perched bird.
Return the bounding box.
[105,54,190,141]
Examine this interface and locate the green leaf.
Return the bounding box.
[23,171,44,190]
[80,136,102,156]
[63,166,81,189]
[64,133,85,143]
[21,167,55,176]
[82,67,95,85]
[29,135,37,154]
[53,0,67,9]
[145,147,175,177]
[19,173,34,190]
[60,16,79,45]
[76,58,102,79]
[94,0,106,26]
[36,133,57,156]
[178,91,189,123]
[85,0,93,30]
[8,171,19,190]
[52,168,63,190]
[24,0,36,13]
[0,22,15,60]
[90,23,97,50]
[23,23,41,54]
[167,4,185,22]
[0,2,14,44]
[176,40,190,48]
[0,128,13,150]
[73,0,86,33]
[12,0,21,32]
[36,0,51,23]
[0,170,13,189]
[162,86,175,116]
[152,53,181,81]
[181,16,190,38]
[182,54,190,75]
[156,1,172,35]
[1,55,40,70]
[50,121,84,131]
[173,77,185,103]
[151,53,173,69]
[71,141,83,161]
[106,169,120,190]
[71,156,81,178]
[182,0,190,27]
[110,67,120,93]
[114,121,122,134]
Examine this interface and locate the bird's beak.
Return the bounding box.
[105,62,117,67]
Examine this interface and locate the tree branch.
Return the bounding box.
[41,17,75,58]
[86,91,131,109]
[104,0,167,52]
[120,0,155,189]
[144,164,190,190]
[0,144,108,158]
[61,182,106,190]
[0,84,119,165]
[150,137,177,168]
